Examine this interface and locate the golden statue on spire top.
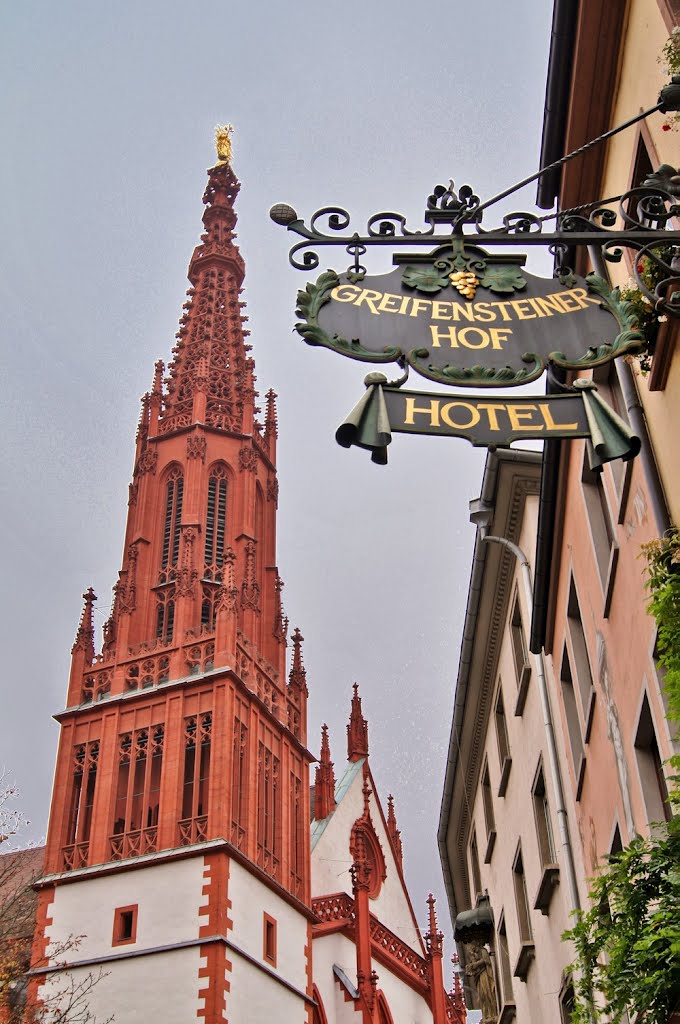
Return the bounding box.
[215,124,234,166]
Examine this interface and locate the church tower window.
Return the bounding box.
[179,712,212,845]
[161,467,184,572]
[204,465,228,576]
[111,727,164,859]
[257,737,281,880]
[231,701,248,849]
[64,741,99,869]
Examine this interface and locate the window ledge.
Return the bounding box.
[498,756,512,797]
[514,665,531,717]
[513,941,535,981]
[533,864,560,914]
[499,1002,517,1024]
[483,829,497,864]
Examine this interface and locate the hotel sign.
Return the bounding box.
[336,377,641,467]
[296,250,645,388]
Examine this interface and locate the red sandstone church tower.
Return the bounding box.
[29,133,463,1024]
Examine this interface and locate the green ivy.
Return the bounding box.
[564,530,680,1024]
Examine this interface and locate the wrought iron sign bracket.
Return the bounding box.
[271,82,680,317]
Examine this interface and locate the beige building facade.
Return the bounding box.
[440,2,678,1020]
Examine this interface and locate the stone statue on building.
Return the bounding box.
[464,939,498,1023]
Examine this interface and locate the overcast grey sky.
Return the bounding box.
[1,0,554,966]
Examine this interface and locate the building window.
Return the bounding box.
[560,646,586,798]
[532,764,557,868]
[64,741,99,868]
[532,763,560,913]
[510,594,531,714]
[559,978,576,1024]
[567,578,595,741]
[231,708,248,850]
[495,684,512,795]
[634,694,671,823]
[497,912,515,1012]
[481,763,496,862]
[263,913,277,966]
[469,828,482,901]
[112,905,138,946]
[161,468,183,570]
[512,846,534,980]
[155,588,176,644]
[257,736,281,880]
[179,713,212,844]
[111,727,163,859]
[581,452,618,607]
[513,846,533,943]
[204,466,228,576]
[289,766,304,898]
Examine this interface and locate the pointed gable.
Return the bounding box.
[311,688,425,954]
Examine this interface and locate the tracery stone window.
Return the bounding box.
[231,700,248,850]
[256,734,281,880]
[289,762,304,898]
[63,740,99,870]
[160,466,184,575]
[110,726,164,860]
[179,712,212,845]
[204,465,228,579]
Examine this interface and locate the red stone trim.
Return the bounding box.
[111,904,138,946]
[197,852,232,1024]
[311,893,430,997]
[26,887,55,1019]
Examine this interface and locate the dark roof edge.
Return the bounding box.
[536,0,580,209]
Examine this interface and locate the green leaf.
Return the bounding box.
[401,265,450,294]
[478,264,528,293]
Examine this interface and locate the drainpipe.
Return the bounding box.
[483,534,582,915]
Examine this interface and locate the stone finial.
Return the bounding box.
[313,724,336,820]
[347,682,369,761]
[72,588,97,665]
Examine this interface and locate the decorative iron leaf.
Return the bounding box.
[478,265,528,294]
[401,265,450,294]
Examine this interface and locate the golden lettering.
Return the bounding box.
[331,284,361,303]
[450,302,476,322]
[534,295,566,316]
[472,302,496,323]
[489,327,512,350]
[478,404,507,431]
[527,297,547,318]
[458,327,489,349]
[489,301,513,321]
[377,292,403,314]
[441,402,481,430]
[539,403,578,431]
[355,289,383,315]
[404,397,440,427]
[429,325,458,348]
[511,299,536,320]
[409,298,432,318]
[398,295,410,314]
[556,290,581,312]
[569,287,600,309]
[507,404,541,431]
[431,300,452,321]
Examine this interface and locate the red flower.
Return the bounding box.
[662,123,672,132]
